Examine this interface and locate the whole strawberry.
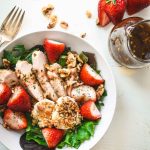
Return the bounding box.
[126,0,150,15]
[98,0,126,26]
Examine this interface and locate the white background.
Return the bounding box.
[0,0,150,150]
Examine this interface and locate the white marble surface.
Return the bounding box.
[0,0,150,150]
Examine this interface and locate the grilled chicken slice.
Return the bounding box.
[32,51,58,101]
[71,85,97,102]
[0,69,18,87]
[46,63,67,97]
[15,60,44,101]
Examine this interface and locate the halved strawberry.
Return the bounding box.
[126,0,150,15]
[98,0,111,26]
[71,85,96,103]
[42,128,64,148]
[104,0,126,25]
[0,83,12,105]
[80,64,104,86]
[3,109,27,130]
[7,86,31,112]
[80,100,101,120]
[43,39,65,63]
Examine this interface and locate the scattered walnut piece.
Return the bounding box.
[58,68,71,78]
[80,32,86,38]
[96,84,105,99]
[86,10,92,18]
[42,4,54,18]
[60,21,69,29]
[2,59,10,68]
[96,18,100,25]
[47,15,58,29]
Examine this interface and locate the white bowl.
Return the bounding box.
[0,31,116,150]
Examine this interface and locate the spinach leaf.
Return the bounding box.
[96,89,107,110]
[25,113,47,147]
[57,120,98,149]
[0,111,3,118]
[79,52,88,63]
[3,50,21,66]
[58,55,67,67]
[3,45,44,68]
[58,47,71,67]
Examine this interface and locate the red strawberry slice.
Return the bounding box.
[80,64,104,86]
[3,109,27,130]
[7,86,31,112]
[42,128,64,148]
[104,0,126,25]
[98,0,111,26]
[0,83,12,105]
[43,39,65,63]
[126,0,150,15]
[80,100,101,120]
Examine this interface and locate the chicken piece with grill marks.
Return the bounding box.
[45,63,67,97]
[15,60,44,101]
[32,51,58,101]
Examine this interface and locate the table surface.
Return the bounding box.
[0,0,150,150]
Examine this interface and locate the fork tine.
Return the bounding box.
[13,11,25,36]
[7,7,19,29]
[11,9,22,28]
[0,6,16,30]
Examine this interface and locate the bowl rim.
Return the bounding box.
[0,30,117,150]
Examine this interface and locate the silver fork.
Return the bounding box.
[0,6,25,47]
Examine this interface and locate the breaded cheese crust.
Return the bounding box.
[32,99,55,128]
[52,96,82,129]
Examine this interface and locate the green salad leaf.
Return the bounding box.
[3,45,44,68]
[0,111,3,118]
[57,120,98,149]
[25,113,47,147]
[58,47,71,67]
[96,89,107,110]
[58,55,67,67]
[79,52,88,63]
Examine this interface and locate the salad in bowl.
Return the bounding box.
[0,31,116,150]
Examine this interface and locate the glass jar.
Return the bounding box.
[109,17,150,68]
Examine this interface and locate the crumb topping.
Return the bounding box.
[32,100,55,128]
[52,96,82,129]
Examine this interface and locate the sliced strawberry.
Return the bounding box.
[71,85,96,103]
[98,0,111,26]
[80,64,104,86]
[80,100,101,120]
[7,86,31,112]
[3,109,27,130]
[0,83,12,105]
[104,0,126,25]
[126,0,150,15]
[42,128,64,148]
[43,39,65,63]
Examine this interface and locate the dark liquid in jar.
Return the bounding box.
[109,17,150,68]
[128,21,150,61]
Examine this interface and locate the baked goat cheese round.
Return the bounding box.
[31,99,55,128]
[52,96,82,129]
